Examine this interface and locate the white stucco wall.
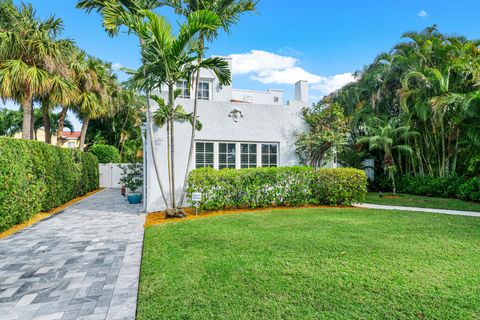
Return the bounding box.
[145,98,306,212]
[231,89,283,105]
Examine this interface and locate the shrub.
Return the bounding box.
[0,137,99,232]
[458,178,480,201]
[88,144,121,163]
[312,168,368,205]
[187,166,367,211]
[396,175,468,198]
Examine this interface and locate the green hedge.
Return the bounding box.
[88,144,121,163]
[396,175,480,201]
[0,137,99,232]
[187,167,367,211]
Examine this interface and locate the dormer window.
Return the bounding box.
[197,81,210,100]
[177,80,190,99]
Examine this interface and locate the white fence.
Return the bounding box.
[99,163,127,189]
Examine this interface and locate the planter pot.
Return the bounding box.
[127,193,142,204]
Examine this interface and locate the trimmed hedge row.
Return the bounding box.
[187,167,367,211]
[396,175,480,201]
[0,137,99,232]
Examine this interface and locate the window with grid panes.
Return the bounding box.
[219,143,236,169]
[195,142,214,168]
[261,143,278,167]
[240,143,257,168]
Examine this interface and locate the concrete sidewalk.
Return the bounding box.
[356,203,480,217]
[0,189,144,320]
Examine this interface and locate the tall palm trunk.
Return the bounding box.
[41,99,51,143]
[79,116,89,151]
[168,84,176,208]
[139,39,169,210]
[30,100,34,140]
[146,91,169,208]
[21,90,33,140]
[178,38,204,208]
[57,105,68,146]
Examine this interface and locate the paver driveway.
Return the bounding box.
[0,189,144,320]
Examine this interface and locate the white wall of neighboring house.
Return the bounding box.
[144,56,312,212]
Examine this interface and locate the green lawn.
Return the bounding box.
[138,208,480,319]
[365,192,480,212]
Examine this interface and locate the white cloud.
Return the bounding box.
[111,62,124,71]
[251,67,321,85]
[311,73,356,95]
[229,50,320,84]
[229,50,297,75]
[417,9,428,18]
[228,50,354,94]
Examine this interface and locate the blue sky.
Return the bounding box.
[7,0,480,129]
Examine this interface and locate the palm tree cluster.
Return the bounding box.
[0,0,122,149]
[77,0,256,214]
[329,25,480,178]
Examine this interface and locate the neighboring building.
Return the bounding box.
[144,57,312,212]
[60,131,81,149]
[13,129,81,148]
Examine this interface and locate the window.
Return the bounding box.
[177,80,190,99]
[67,141,76,148]
[241,144,257,168]
[261,143,278,167]
[197,81,210,100]
[195,142,214,168]
[219,143,236,169]
[274,96,279,103]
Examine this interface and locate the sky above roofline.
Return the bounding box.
[5,0,480,129]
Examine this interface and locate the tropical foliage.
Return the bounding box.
[310,25,480,182]
[0,0,137,154]
[295,103,348,168]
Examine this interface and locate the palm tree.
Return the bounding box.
[76,58,117,151]
[0,1,74,140]
[358,119,419,194]
[77,0,173,209]
[167,0,256,207]
[78,1,231,214]
[40,74,78,143]
[131,9,231,214]
[0,108,21,136]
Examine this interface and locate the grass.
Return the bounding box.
[365,192,480,212]
[137,208,480,319]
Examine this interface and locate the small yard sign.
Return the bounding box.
[192,192,202,202]
[192,192,202,217]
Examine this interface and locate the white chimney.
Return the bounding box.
[295,80,309,102]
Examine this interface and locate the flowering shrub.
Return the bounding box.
[187,166,367,211]
[0,137,99,232]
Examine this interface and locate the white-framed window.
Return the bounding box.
[194,141,279,170]
[261,143,278,167]
[67,141,76,148]
[240,143,257,168]
[177,80,190,99]
[197,81,210,100]
[219,143,236,169]
[195,142,214,168]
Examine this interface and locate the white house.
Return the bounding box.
[143,57,313,212]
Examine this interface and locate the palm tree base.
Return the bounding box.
[165,208,186,218]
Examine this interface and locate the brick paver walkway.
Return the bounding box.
[0,189,144,320]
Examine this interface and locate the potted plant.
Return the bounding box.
[120,162,143,204]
